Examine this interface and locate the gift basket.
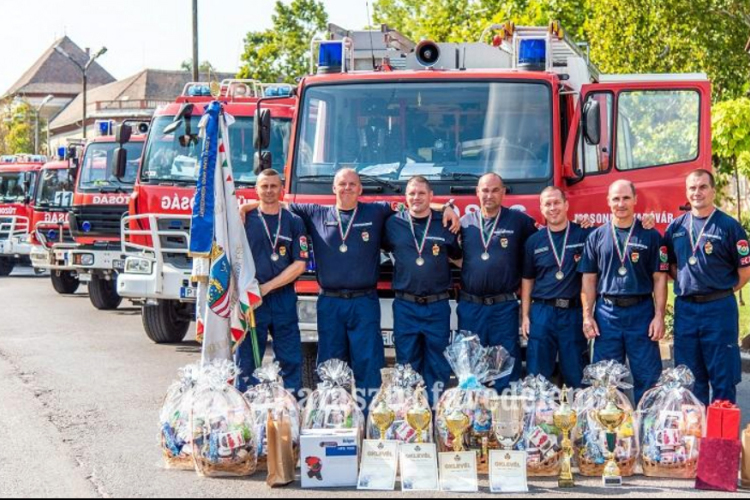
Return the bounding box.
[242,362,301,471]
[516,375,563,477]
[302,359,365,434]
[159,363,202,470]
[435,333,515,474]
[638,366,705,479]
[190,360,258,477]
[573,360,638,477]
[366,364,432,443]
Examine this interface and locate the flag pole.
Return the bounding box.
[248,308,261,368]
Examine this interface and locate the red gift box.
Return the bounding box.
[707,400,741,440]
[696,437,741,492]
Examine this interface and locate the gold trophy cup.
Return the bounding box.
[445,410,471,452]
[593,387,626,487]
[406,387,432,444]
[553,386,577,488]
[371,398,396,441]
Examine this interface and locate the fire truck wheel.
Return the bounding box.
[50,271,80,295]
[142,300,190,344]
[88,274,123,310]
[301,342,318,390]
[0,258,14,277]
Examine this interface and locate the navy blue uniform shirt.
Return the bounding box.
[523,222,592,300]
[579,219,665,296]
[664,209,750,296]
[460,208,538,296]
[244,208,309,285]
[290,201,392,291]
[384,209,462,296]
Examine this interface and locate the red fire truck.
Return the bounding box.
[67,133,146,310]
[116,80,294,343]
[253,23,712,384]
[0,154,47,276]
[29,150,81,293]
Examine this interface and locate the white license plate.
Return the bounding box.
[113,260,125,271]
[180,287,197,300]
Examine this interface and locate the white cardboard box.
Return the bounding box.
[300,429,360,488]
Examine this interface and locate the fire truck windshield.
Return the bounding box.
[35,169,75,208]
[79,141,144,191]
[0,171,36,203]
[140,115,291,186]
[294,81,552,189]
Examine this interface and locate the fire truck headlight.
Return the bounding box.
[125,257,153,275]
[77,253,95,267]
[296,300,318,325]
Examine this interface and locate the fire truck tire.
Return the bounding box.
[0,258,14,277]
[89,274,123,310]
[301,342,318,390]
[142,300,190,344]
[51,271,80,295]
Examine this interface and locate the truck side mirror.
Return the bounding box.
[254,151,273,174]
[116,124,133,145]
[583,99,601,146]
[254,108,272,151]
[112,148,129,179]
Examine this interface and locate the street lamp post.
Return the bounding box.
[34,94,54,155]
[53,46,107,139]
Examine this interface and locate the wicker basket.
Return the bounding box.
[642,456,698,479]
[528,450,563,477]
[193,454,257,477]
[578,455,637,477]
[160,433,193,471]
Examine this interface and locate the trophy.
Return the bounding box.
[406,387,432,444]
[490,396,525,450]
[593,387,627,487]
[488,396,528,493]
[553,386,577,488]
[445,410,471,452]
[371,398,395,441]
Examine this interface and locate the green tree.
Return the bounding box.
[181,60,217,75]
[237,0,328,84]
[0,101,34,155]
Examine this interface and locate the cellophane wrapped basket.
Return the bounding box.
[301,359,365,435]
[435,333,515,474]
[190,361,258,477]
[637,365,705,479]
[159,363,202,470]
[366,364,432,442]
[242,362,301,471]
[573,361,638,477]
[515,375,563,477]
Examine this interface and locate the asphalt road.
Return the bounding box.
[2,266,750,498]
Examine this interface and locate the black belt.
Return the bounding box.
[601,294,651,308]
[681,289,734,304]
[534,298,582,310]
[320,289,375,299]
[395,291,450,305]
[459,291,518,306]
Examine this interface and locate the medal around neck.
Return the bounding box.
[547,223,571,282]
[408,211,433,268]
[337,205,359,253]
[480,211,502,263]
[688,210,716,266]
[611,221,636,279]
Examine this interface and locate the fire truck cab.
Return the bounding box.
[272,23,711,385]
[116,80,294,344]
[0,154,47,276]
[67,129,146,310]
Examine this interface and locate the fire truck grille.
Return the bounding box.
[70,205,128,239]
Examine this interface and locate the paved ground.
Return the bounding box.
[1,266,750,498]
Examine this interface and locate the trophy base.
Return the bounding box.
[602,475,623,488]
[558,477,575,488]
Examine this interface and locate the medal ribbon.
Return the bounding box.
[336,203,359,245]
[258,209,282,254]
[610,221,636,270]
[408,211,433,259]
[480,209,502,254]
[689,209,717,258]
[546,223,570,273]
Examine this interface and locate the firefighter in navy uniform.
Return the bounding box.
[384,176,462,405]
[521,187,591,389]
[580,180,668,405]
[237,169,308,395]
[458,173,538,392]
[664,169,750,405]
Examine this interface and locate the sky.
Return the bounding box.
[0,0,371,94]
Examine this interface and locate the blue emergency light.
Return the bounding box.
[47,230,58,241]
[187,84,211,97]
[98,120,113,136]
[318,41,344,74]
[57,146,66,159]
[264,85,293,98]
[518,39,547,71]
[82,221,92,233]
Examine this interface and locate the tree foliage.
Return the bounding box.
[712,98,750,177]
[0,100,35,156]
[180,60,217,75]
[237,0,328,84]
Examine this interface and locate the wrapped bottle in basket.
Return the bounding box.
[637,366,705,479]
[515,375,563,477]
[158,363,202,470]
[242,362,301,471]
[366,364,432,443]
[435,332,515,474]
[573,361,638,477]
[302,359,365,434]
[190,361,258,477]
